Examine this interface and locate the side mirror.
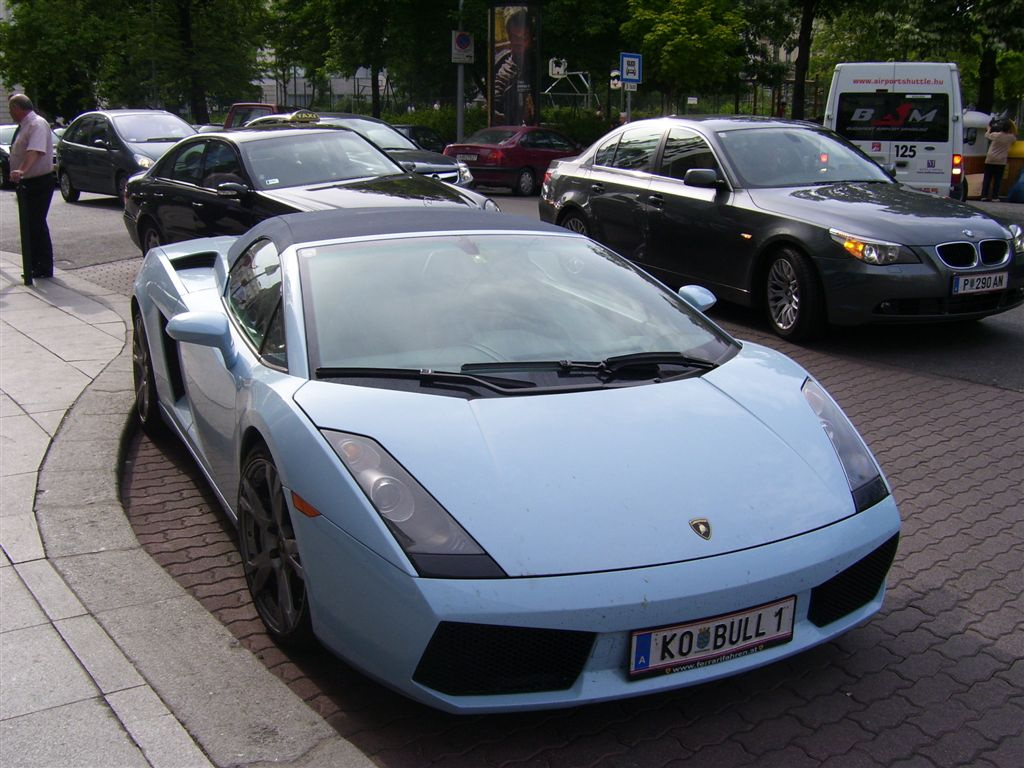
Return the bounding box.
[683,168,720,188]
[166,311,237,368]
[216,181,249,197]
[400,161,417,173]
[677,285,717,312]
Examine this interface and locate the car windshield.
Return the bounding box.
[464,128,518,145]
[0,124,16,144]
[241,131,402,189]
[716,127,892,188]
[111,113,196,143]
[318,117,418,151]
[300,233,736,382]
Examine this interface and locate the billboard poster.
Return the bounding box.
[489,3,540,126]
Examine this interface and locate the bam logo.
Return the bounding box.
[850,104,939,126]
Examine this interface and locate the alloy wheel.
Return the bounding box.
[767,257,800,332]
[238,452,311,643]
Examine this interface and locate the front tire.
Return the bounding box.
[763,247,825,341]
[238,445,314,648]
[513,167,536,196]
[559,210,589,237]
[59,171,80,202]
[131,308,166,437]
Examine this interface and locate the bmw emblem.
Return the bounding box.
[962,229,975,238]
[689,518,712,540]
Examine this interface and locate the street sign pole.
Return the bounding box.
[456,1,464,141]
[619,52,642,124]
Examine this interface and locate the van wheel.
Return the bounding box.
[59,171,80,202]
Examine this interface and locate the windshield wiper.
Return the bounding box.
[597,351,716,378]
[463,352,716,382]
[316,366,536,394]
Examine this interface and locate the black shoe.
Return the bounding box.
[33,271,53,278]
[22,275,33,285]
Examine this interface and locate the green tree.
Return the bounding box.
[622,0,746,110]
[0,0,106,120]
[0,0,265,123]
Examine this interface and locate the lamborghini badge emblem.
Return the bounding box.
[689,518,712,540]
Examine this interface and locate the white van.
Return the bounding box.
[824,62,965,198]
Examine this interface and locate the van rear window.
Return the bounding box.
[835,93,949,143]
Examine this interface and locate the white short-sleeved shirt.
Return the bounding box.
[10,110,54,180]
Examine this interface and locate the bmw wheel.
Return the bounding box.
[764,247,824,341]
[131,308,166,436]
[514,167,536,196]
[238,445,314,648]
[59,171,80,202]
[559,211,589,236]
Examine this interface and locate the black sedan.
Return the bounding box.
[540,116,1024,340]
[56,109,196,202]
[246,111,473,187]
[123,125,499,253]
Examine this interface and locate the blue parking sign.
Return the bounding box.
[620,53,642,84]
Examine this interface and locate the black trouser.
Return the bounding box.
[16,174,54,282]
[981,163,1006,200]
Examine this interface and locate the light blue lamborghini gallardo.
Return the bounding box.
[131,207,900,713]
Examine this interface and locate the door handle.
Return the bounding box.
[648,194,664,208]
[192,201,204,208]
[591,183,605,193]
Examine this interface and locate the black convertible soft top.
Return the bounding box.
[226,208,566,263]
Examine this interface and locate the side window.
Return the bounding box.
[610,127,662,172]
[169,141,206,185]
[226,239,285,362]
[659,127,720,181]
[594,135,620,166]
[64,118,91,144]
[201,141,246,188]
[546,132,575,151]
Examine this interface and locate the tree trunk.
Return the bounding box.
[791,0,816,120]
[371,65,381,118]
[977,46,997,114]
[176,0,209,124]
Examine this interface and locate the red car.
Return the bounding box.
[444,125,580,195]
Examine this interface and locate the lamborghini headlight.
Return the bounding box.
[829,228,918,265]
[802,378,889,512]
[323,431,504,578]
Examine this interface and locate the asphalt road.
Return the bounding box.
[3,186,1022,392]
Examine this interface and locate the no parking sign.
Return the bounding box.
[452,31,474,64]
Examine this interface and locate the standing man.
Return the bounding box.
[8,93,55,285]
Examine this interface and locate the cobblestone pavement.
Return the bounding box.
[118,313,1023,768]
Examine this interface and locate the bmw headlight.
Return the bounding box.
[323,431,505,578]
[1009,224,1024,258]
[802,378,889,512]
[829,229,918,265]
[457,161,473,186]
[482,197,501,212]
[133,154,154,169]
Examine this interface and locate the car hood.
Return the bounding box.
[258,173,481,211]
[384,148,459,174]
[748,182,1012,243]
[294,344,863,577]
